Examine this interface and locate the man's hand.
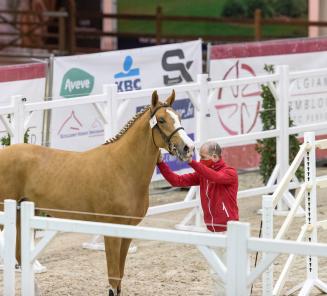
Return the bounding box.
[157,151,163,164]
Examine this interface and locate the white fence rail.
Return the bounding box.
[15,201,327,296]
[262,132,327,296]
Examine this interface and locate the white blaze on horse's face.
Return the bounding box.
[166,109,195,161]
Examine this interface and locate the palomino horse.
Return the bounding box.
[0,90,194,296]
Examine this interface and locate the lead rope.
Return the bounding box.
[250,219,262,295]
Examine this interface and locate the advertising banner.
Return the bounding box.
[210,37,327,138]
[0,63,46,145]
[51,40,202,179]
[209,37,327,168]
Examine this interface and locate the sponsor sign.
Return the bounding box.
[0,63,46,145]
[209,37,327,168]
[51,41,201,179]
[60,68,94,98]
[210,38,327,138]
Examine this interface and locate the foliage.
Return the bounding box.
[256,64,304,184]
[221,0,247,17]
[117,0,307,39]
[221,0,307,18]
[273,0,307,18]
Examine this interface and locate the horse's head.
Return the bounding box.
[150,90,195,162]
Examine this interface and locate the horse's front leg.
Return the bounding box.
[104,236,122,296]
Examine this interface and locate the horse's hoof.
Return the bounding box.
[108,288,118,296]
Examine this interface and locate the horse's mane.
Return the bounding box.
[104,105,151,145]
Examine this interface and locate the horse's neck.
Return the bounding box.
[104,110,158,185]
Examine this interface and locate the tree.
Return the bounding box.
[256,64,304,184]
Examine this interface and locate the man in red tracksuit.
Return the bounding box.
[157,141,239,232]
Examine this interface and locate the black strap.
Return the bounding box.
[150,104,169,118]
[167,126,184,142]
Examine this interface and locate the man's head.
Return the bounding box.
[199,141,221,165]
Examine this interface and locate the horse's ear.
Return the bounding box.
[151,90,159,107]
[165,90,175,106]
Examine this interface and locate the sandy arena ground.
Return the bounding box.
[1,167,327,295]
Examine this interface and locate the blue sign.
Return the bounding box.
[156,133,195,174]
[172,99,194,119]
[114,55,142,92]
[136,98,194,119]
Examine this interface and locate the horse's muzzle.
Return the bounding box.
[176,143,195,162]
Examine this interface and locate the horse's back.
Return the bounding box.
[0,144,77,201]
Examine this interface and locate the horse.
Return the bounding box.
[0,90,195,296]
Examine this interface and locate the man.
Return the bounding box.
[157,141,239,232]
[157,141,239,294]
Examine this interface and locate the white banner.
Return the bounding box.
[0,64,46,146]
[209,41,327,139]
[51,41,202,177]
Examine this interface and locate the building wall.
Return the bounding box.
[309,0,327,37]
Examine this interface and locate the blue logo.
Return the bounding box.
[114,55,141,92]
[136,98,194,119]
[171,99,194,119]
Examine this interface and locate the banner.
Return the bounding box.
[210,37,327,138]
[209,37,327,168]
[51,40,202,178]
[0,63,46,145]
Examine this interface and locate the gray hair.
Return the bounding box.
[202,141,222,157]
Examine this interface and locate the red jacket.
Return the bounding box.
[157,159,239,232]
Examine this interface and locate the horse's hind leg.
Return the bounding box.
[15,210,21,265]
[118,238,132,292]
[104,236,122,296]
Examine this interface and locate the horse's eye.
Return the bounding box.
[158,118,165,124]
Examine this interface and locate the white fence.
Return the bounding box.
[14,201,327,296]
[0,197,326,295]
[262,132,327,295]
[1,66,327,294]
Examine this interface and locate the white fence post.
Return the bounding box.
[194,74,209,227]
[12,95,26,144]
[226,222,250,296]
[3,200,17,296]
[102,84,117,140]
[304,132,318,280]
[102,84,112,140]
[21,201,35,296]
[196,73,209,145]
[275,65,290,212]
[262,195,273,296]
[110,84,119,136]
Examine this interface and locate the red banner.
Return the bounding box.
[0,63,46,83]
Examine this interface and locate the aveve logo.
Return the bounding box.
[215,61,261,135]
[60,68,95,98]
